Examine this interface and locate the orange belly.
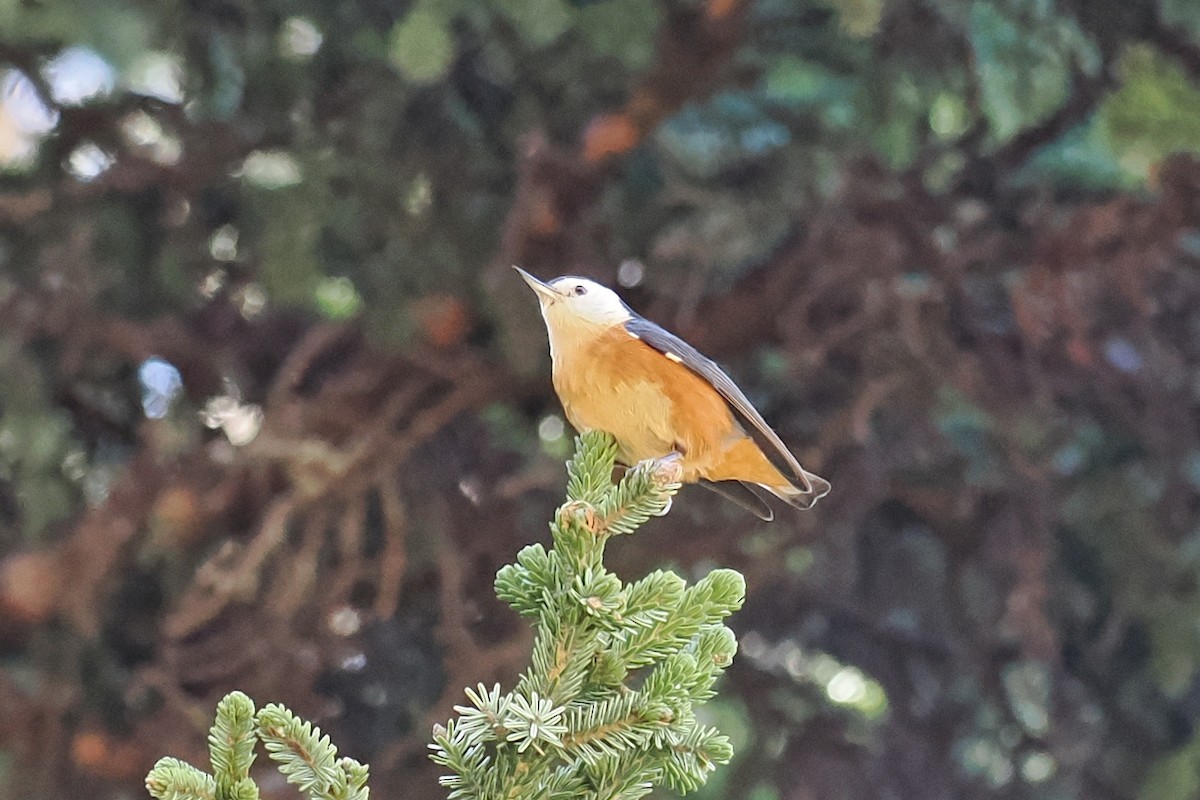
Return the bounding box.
[551,327,791,489]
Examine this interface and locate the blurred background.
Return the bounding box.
[1,0,1200,798]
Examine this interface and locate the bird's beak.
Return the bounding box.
[513,266,560,303]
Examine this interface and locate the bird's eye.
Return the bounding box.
[573,285,588,296]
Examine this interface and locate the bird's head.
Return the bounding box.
[514,267,632,331]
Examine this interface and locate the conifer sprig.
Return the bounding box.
[434,431,745,799]
[256,703,369,800]
[208,692,257,800]
[145,757,217,800]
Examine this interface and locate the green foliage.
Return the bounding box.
[0,340,83,540]
[145,692,369,800]
[1101,45,1200,179]
[1139,733,1200,800]
[966,2,1084,144]
[1031,39,1200,188]
[573,0,660,70]
[493,0,573,47]
[0,0,153,68]
[389,3,456,84]
[828,0,886,38]
[434,431,745,799]
[384,0,658,91]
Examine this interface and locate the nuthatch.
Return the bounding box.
[516,267,830,519]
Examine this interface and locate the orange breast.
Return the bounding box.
[551,326,787,486]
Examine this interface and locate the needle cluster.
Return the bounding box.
[430,430,746,800]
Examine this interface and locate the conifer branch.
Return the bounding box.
[149,432,742,800]
[144,694,369,800]
[146,757,217,800]
[433,431,745,798]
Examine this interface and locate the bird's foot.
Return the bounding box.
[652,451,684,486]
[649,451,683,517]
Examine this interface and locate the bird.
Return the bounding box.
[515,266,830,520]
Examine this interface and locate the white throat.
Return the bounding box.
[536,278,630,364]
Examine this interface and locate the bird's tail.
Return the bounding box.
[705,437,831,512]
[762,468,832,511]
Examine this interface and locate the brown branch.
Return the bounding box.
[991,64,1117,173]
[942,63,1118,198]
[373,474,408,620]
[163,497,298,640]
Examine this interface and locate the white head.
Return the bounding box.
[514,267,633,331]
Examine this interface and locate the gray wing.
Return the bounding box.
[624,316,822,495]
